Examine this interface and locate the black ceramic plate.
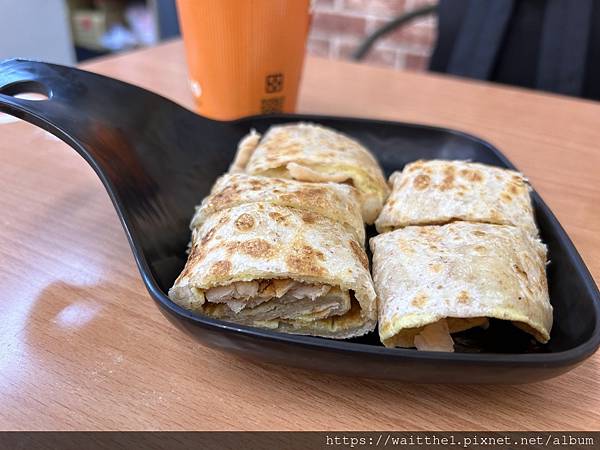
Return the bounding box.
[1,59,599,384]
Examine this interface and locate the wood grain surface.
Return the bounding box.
[0,40,598,431]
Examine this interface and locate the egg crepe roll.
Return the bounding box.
[375,160,537,234]
[169,181,377,338]
[191,173,365,244]
[229,122,390,224]
[370,222,552,351]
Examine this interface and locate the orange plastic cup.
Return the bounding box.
[176,0,311,120]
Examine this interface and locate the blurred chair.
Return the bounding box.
[354,0,600,101]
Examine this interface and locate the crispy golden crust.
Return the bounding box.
[191,173,365,243]
[231,123,389,224]
[375,160,537,234]
[370,222,552,347]
[170,203,377,338]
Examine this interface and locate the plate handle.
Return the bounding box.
[0,59,227,288]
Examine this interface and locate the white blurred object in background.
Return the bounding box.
[100,24,138,51]
[126,3,158,47]
[98,3,157,52]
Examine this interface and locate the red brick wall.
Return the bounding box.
[308,0,438,71]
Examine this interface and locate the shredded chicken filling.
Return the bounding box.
[385,317,489,351]
[414,319,455,352]
[199,279,351,322]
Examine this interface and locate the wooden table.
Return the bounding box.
[1,40,599,431]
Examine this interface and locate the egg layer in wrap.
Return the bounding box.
[229,122,389,224]
[375,160,537,235]
[169,175,377,338]
[370,222,552,351]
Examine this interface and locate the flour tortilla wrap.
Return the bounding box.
[375,160,537,234]
[370,222,552,351]
[229,123,389,224]
[170,201,377,338]
[190,173,365,244]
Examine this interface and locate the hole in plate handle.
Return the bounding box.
[0,80,51,101]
